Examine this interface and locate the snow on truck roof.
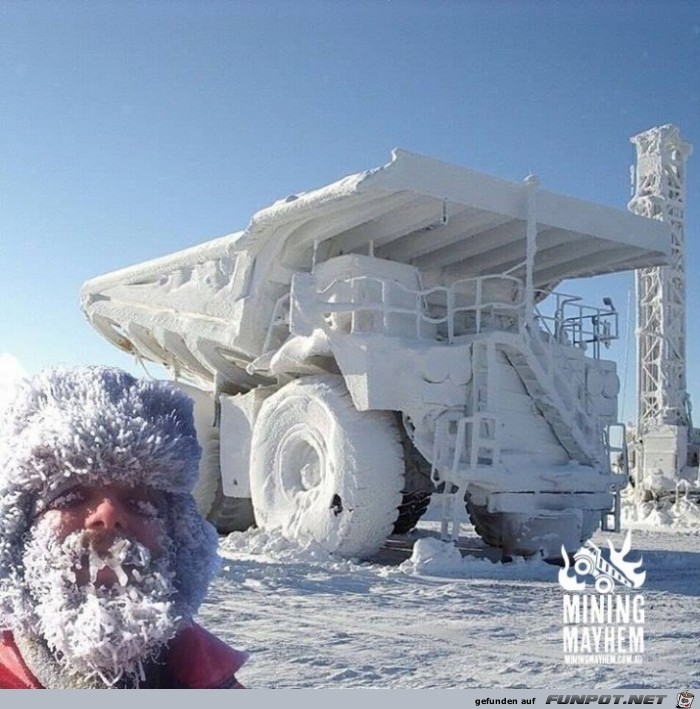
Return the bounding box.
[83,149,670,294]
[240,149,669,286]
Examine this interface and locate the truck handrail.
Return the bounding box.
[533,290,619,359]
[311,272,527,343]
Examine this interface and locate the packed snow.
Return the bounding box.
[623,494,700,530]
[199,499,700,689]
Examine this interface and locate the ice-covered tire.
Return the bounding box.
[465,501,552,557]
[466,496,602,557]
[392,414,433,535]
[207,492,256,534]
[465,498,507,549]
[193,424,255,534]
[250,375,404,558]
[393,491,432,535]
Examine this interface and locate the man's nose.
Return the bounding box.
[86,496,128,531]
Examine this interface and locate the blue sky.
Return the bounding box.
[1,0,699,423]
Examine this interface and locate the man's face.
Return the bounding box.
[37,483,165,587]
[21,481,181,686]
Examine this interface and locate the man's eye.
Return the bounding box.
[47,490,85,510]
[129,498,160,518]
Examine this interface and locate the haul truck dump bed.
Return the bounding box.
[82,149,670,559]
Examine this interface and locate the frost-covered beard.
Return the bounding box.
[20,517,182,688]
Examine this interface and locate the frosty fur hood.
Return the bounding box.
[0,366,220,627]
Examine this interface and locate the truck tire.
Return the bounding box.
[393,491,432,535]
[393,415,433,534]
[465,496,601,558]
[464,497,507,549]
[207,489,256,534]
[250,375,404,558]
[193,424,256,534]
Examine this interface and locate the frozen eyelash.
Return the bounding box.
[49,490,85,509]
[131,499,160,518]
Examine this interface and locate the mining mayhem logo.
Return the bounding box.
[559,530,646,665]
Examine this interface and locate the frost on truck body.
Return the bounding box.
[81,148,671,559]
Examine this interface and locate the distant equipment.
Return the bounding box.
[627,124,700,497]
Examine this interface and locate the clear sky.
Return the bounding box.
[1,0,699,424]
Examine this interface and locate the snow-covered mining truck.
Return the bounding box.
[81,149,670,559]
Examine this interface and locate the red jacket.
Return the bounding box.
[0,625,247,689]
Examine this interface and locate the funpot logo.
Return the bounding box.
[677,692,694,709]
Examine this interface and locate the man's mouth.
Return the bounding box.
[74,537,152,588]
[89,550,129,587]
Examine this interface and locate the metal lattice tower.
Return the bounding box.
[628,125,693,436]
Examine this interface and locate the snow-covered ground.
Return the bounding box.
[4,361,697,688]
[200,499,700,689]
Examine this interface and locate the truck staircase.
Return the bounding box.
[500,329,597,466]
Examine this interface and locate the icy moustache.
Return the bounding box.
[20,521,180,684]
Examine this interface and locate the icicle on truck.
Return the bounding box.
[81,150,670,558]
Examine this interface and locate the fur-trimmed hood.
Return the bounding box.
[0,366,220,628]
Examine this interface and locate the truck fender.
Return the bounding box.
[220,386,277,498]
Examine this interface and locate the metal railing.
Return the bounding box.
[311,273,526,344]
[305,273,619,357]
[534,291,619,359]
